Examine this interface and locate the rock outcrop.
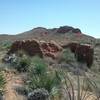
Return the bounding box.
[7,40,43,58]
[6,39,94,68]
[57,26,74,33]
[62,42,94,68]
[72,28,81,33]
[40,40,62,59]
[7,39,62,59]
[57,26,81,34]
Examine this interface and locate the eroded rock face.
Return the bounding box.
[40,40,62,59]
[72,28,81,33]
[57,26,82,34]
[62,43,94,68]
[7,40,43,58]
[7,39,62,59]
[57,26,74,33]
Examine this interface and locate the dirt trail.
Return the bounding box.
[4,70,27,100]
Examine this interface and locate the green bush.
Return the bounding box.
[27,57,62,99]
[59,49,76,63]
[28,70,61,92]
[29,56,48,75]
[11,54,31,72]
[0,72,6,95]
[0,40,12,50]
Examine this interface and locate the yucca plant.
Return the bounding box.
[60,69,100,100]
[29,56,48,76]
[27,56,62,99]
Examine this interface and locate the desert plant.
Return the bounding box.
[28,88,49,100]
[0,72,6,95]
[28,70,61,95]
[11,54,31,72]
[27,57,62,99]
[29,56,48,76]
[59,49,76,64]
[0,40,12,50]
[59,69,100,100]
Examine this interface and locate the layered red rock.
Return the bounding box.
[7,39,62,59]
[40,40,62,59]
[7,39,94,68]
[7,39,43,58]
[62,42,94,67]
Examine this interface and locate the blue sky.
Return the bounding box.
[0,0,100,38]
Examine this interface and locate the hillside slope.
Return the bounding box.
[0,26,96,45]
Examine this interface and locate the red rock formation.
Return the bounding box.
[72,28,81,33]
[62,43,94,68]
[8,39,43,58]
[7,39,62,59]
[57,26,74,33]
[40,40,62,59]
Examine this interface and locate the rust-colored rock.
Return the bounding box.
[62,42,94,68]
[7,39,62,59]
[8,39,43,58]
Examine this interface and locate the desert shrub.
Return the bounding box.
[0,40,12,50]
[59,48,76,63]
[28,70,61,92]
[29,56,48,76]
[27,56,62,99]
[28,88,49,100]
[59,69,100,100]
[11,54,31,72]
[0,72,6,95]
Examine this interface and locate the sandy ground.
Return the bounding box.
[3,70,27,100]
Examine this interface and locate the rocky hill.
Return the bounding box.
[0,26,100,100]
[0,26,96,45]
